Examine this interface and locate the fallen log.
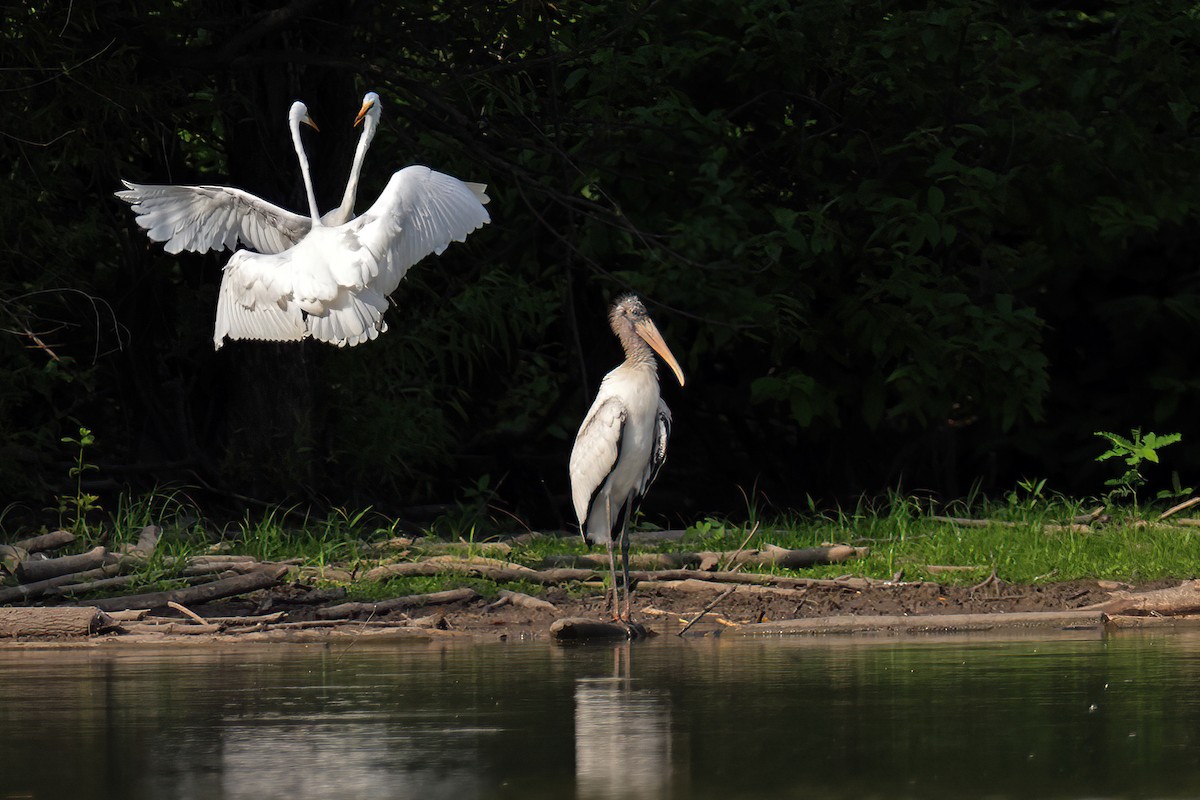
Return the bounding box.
[117,525,160,558]
[144,611,285,627]
[1102,613,1200,630]
[413,541,514,556]
[0,561,128,604]
[0,606,116,638]
[550,617,650,641]
[930,516,1091,533]
[637,578,809,600]
[9,530,76,554]
[627,569,869,591]
[45,570,238,599]
[44,573,141,597]
[1084,580,1200,616]
[15,546,117,583]
[486,590,560,615]
[540,544,866,572]
[364,560,596,585]
[317,587,481,619]
[727,609,1106,636]
[265,619,406,630]
[86,565,289,612]
[0,545,28,575]
[119,622,224,636]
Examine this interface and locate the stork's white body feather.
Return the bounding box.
[567,294,682,622]
[570,362,670,546]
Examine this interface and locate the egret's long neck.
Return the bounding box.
[291,118,323,226]
[335,116,375,222]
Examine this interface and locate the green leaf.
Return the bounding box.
[927,186,945,215]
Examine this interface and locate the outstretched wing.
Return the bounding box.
[348,166,491,296]
[212,250,307,350]
[116,180,311,255]
[569,396,627,542]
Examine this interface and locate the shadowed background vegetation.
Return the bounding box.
[4,0,1200,530]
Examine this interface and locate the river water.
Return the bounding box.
[3,630,1200,799]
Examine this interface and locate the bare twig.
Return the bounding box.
[677,586,738,636]
[719,521,761,573]
[1158,497,1200,522]
[167,601,210,626]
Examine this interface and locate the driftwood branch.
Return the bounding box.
[10,530,76,553]
[87,565,290,612]
[317,587,481,619]
[0,606,116,638]
[486,589,561,615]
[628,569,870,591]
[1083,579,1200,616]
[364,560,596,585]
[540,544,866,571]
[638,578,808,601]
[678,587,738,636]
[118,525,161,557]
[550,617,648,641]
[15,546,117,582]
[931,516,1091,533]
[0,561,130,603]
[728,609,1105,636]
[1158,497,1200,522]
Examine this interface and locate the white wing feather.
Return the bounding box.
[209,165,489,350]
[213,249,307,349]
[569,396,627,534]
[116,181,311,255]
[350,166,491,296]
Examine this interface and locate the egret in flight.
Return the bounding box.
[116,92,387,255]
[569,294,685,622]
[212,102,490,349]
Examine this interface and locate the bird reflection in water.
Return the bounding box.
[574,644,681,800]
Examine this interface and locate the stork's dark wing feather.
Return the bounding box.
[640,399,672,495]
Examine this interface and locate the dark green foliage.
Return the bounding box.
[4,0,1200,526]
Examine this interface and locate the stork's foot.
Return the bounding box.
[619,620,653,639]
[602,609,654,639]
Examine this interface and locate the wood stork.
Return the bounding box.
[569,294,686,622]
[115,92,385,255]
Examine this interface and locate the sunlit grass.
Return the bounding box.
[5,488,1200,600]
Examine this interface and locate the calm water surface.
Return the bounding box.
[3,630,1200,799]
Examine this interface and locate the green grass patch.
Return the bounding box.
[5,489,1200,600]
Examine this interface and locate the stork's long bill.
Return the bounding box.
[634,317,686,387]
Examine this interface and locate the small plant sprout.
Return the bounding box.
[1095,429,1188,506]
[1006,478,1048,512]
[58,426,101,533]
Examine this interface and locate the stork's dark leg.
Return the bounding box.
[620,509,633,623]
[606,540,620,621]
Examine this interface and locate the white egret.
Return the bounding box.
[115,92,385,254]
[569,294,685,622]
[212,111,491,349]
